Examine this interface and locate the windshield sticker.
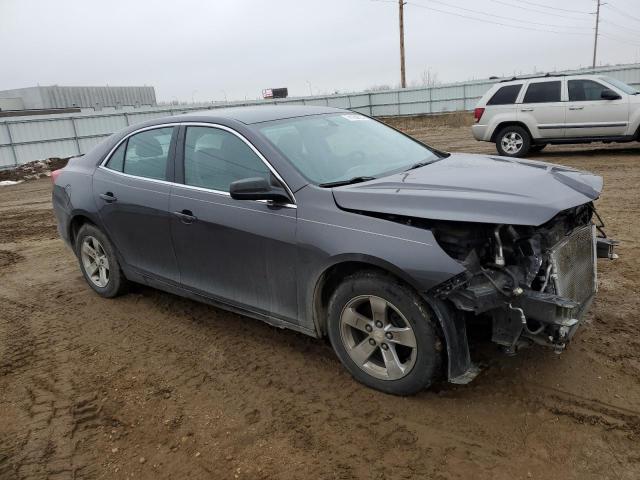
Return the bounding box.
[342,114,370,121]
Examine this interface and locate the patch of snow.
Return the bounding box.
[0,180,23,186]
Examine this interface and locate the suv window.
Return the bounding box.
[184,126,270,192]
[568,79,610,101]
[487,84,522,105]
[106,127,175,180]
[523,81,561,103]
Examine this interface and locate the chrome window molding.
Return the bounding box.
[99,121,297,206]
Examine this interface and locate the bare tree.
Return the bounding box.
[420,68,440,88]
[365,84,393,92]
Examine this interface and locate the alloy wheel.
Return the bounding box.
[339,295,418,381]
[80,236,110,288]
[501,131,524,154]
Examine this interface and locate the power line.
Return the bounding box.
[487,0,594,21]
[601,19,640,36]
[406,2,591,35]
[607,3,640,24]
[513,0,593,14]
[411,0,591,30]
[600,32,640,47]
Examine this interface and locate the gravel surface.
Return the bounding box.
[1,119,639,479]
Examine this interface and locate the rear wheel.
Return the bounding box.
[495,125,531,158]
[327,271,443,395]
[75,224,128,298]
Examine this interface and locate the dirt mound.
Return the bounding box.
[0,157,71,183]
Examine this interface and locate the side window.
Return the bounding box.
[523,81,561,103]
[122,127,174,181]
[184,126,270,192]
[568,80,610,101]
[105,141,126,172]
[487,84,522,105]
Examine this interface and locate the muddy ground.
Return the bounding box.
[1,119,639,479]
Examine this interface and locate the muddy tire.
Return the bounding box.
[327,271,443,395]
[75,223,128,298]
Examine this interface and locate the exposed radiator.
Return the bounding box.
[549,224,597,305]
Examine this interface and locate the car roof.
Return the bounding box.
[170,104,347,125]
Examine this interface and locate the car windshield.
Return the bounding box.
[255,113,442,185]
[601,76,639,95]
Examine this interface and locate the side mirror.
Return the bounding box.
[601,89,621,100]
[229,177,290,203]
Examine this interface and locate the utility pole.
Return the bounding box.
[399,0,406,88]
[592,0,601,68]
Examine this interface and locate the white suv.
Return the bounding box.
[472,74,640,157]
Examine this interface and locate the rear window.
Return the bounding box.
[487,84,522,105]
[523,81,561,103]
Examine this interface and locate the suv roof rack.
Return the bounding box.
[499,73,567,83]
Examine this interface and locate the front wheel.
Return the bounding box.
[327,271,443,395]
[495,126,531,158]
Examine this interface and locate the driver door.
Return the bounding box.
[169,125,299,323]
[565,79,629,137]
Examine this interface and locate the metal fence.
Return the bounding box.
[2,63,639,168]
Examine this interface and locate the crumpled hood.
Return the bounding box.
[332,153,603,226]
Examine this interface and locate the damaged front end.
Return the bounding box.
[430,203,618,355]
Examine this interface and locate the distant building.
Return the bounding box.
[0,85,156,111]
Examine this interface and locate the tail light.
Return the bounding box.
[51,169,63,183]
[474,107,485,123]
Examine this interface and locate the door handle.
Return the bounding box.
[173,209,197,224]
[99,192,117,203]
[520,108,534,112]
[569,106,584,110]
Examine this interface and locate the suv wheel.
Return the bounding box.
[495,126,531,157]
[75,224,128,298]
[327,271,443,395]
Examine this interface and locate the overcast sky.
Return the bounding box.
[2,0,639,102]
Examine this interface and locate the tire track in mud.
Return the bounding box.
[0,289,104,479]
[524,384,640,438]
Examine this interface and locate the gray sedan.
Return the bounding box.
[51,105,616,395]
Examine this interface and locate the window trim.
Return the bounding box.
[522,80,563,104]
[487,84,523,106]
[567,79,611,102]
[98,122,297,207]
[101,124,178,181]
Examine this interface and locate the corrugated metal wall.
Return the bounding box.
[0,86,156,110]
[1,63,639,167]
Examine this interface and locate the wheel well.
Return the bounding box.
[313,261,413,337]
[312,260,458,379]
[491,121,532,142]
[69,215,95,246]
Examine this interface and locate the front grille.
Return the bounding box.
[549,224,597,305]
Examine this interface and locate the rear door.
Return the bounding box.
[518,80,565,138]
[93,126,180,283]
[169,125,299,323]
[565,79,629,137]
